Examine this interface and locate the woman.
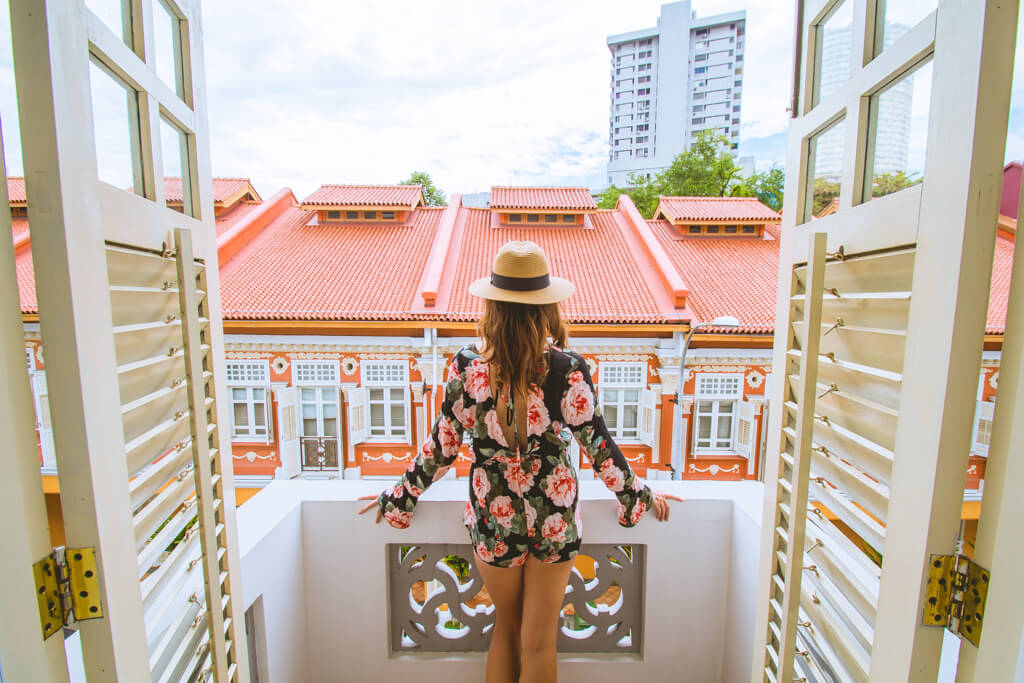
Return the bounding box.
[358,240,682,682]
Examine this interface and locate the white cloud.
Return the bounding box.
[0,0,1021,198]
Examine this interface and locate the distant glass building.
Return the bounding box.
[606,1,746,188]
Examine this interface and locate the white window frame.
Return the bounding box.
[598,361,646,443]
[292,360,339,386]
[693,372,744,455]
[25,347,34,372]
[225,360,272,443]
[362,360,411,443]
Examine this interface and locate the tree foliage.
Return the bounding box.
[871,171,920,198]
[400,171,447,206]
[597,130,785,218]
[812,177,841,216]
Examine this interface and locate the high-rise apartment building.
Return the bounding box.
[606,1,746,188]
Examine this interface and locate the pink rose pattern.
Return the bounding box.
[379,344,653,567]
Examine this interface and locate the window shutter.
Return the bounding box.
[403,385,412,444]
[346,386,369,445]
[638,388,657,446]
[276,387,300,476]
[971,400,994,457]
[735,399,754,459]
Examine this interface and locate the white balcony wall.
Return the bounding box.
[238,480,763,682]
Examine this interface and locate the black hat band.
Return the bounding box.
[490,272,551,291]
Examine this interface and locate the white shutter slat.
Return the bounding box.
[347,386,369,445]
[735,400,755,459]
[638,388,657,446]
[971,400,994,457]
[276,386,300,475]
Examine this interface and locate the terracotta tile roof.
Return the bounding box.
[656,196,781,223]
[11,217,29,245]
[490,187,597,211]
[648,219,779,333]
[15,247,36,314]
[300,184,423,208]
[220,206,444,321]
[165,177,256,204]
[7,177,26,203]
[987,233,1015,334]
[215,201,263,238]
[444,209,671,323]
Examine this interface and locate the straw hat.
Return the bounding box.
[468,240,575,305]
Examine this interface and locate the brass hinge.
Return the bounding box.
[922,553,990,647]
[32,547,104,640]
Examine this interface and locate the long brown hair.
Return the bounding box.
[477,299,569,398]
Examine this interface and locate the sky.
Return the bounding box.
[0,0,1022,201]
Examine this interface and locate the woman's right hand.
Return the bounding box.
[651,492,684,522]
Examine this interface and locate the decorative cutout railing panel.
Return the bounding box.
[388,544,643,653]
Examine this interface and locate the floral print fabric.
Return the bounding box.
[377,343,655,568]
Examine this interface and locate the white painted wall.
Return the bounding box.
[237,479,763,682]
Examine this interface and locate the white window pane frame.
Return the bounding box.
[367,382,410,442]
[293,360,339,386]
[299,386,339,438]
[598,361,646,442]
[225,361,271,442]
[694,373,743,454]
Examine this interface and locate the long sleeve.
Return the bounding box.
[559,349,655,527]
[376,350,467,529]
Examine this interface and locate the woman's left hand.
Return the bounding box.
[357,494,382,524]
[651,492,684,522]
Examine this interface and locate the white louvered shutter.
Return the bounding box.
[347,386,369,445]
[735,400,754,459]
[971,400,994,457]
[275,386,300,476]
[638,388,657,447]
[751,2,1019,682]
[7,0,249,679]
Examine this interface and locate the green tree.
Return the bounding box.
[659,130,744,198]
[871,171,920,198]
[733,165,785,212]
[812,177,841,216]
[596,173,661,217]
[400,171,447,206]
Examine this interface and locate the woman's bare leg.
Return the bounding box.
[474,551,525,683]
[518,555,574,683]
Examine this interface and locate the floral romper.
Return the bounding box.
[376,343,655,568]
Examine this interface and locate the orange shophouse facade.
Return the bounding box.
[14,178,1010,509]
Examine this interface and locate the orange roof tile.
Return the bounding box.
[301,184,423,208]
[11,217,29,245]
[656,196,781,223]
[215,201,263,238]
[490,187,597,211]
[7,177,26,204]
[444,209,675,324]
[987,233,1015,334]
[15,247,36,314]
[648,218,779,333]
[165,177,256,204]
[220,206,443,321]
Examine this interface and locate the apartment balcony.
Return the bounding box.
[236,480,764,682]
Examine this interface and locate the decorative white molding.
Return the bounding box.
[361,451,415,463]
[234,475,273,489]
[233,450,277,463]
[271,356,290,374]
[342,356,358,375]
[688,463,741,476]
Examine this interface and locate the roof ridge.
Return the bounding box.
[317,183,422,188]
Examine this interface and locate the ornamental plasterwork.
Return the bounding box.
[688,463,740,475]
[361,451,414,463]
[342,357,358,375]
[685,364,757,373]
[585,358,597,376]
[593,353,653,362]
[233,451,277,462]
[224,342,421,354]
[360,352,413,360]
[747,398,766,415]
[226,351,273,360]
[575,345,659,355]
[989,371,999,389]
[35,345,44,364]
[271,356,289,374]
[746,369,765,389]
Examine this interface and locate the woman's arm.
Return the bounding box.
[376,350,467,528]
[559,350,655,527]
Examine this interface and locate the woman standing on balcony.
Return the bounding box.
[358,240,682,682]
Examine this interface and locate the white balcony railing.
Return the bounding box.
[237,479,764,682]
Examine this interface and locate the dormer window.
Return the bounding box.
[300,184,425,224]
[490,186,597,229]
[654,197,781,238]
